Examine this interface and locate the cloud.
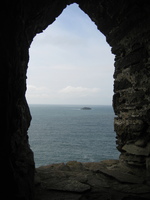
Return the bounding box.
[59,86,100,97]
[26,85,50,98]
[26,84,111,105]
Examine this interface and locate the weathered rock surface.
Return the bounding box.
[122,142,150,156]
[35,160,150,200]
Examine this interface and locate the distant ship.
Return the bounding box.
[81,107,92,110]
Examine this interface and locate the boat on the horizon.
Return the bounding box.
[81,107,92,110]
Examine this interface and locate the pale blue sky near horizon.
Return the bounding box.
[26,3,115,105]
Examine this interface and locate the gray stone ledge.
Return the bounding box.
[35,160,150,200]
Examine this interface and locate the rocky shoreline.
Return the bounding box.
[34,160,150,200]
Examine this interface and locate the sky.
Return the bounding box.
[26,3,115,105]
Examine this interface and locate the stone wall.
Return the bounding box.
[74,0,150,168]
[112,6,150,168]
[1,0,150,199]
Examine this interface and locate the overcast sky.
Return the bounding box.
[26,3,115,105]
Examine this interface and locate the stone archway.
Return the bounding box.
[26,0,150,169]
[27,3,117,167]
[2,0,150,199]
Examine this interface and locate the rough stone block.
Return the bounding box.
[122,142,150,156]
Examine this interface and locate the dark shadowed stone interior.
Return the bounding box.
[1,0,150,199]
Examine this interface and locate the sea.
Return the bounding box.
[28,104,120,167]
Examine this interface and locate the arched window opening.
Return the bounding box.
[26,3,119,167]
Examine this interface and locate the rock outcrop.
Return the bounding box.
[35,161,150,200]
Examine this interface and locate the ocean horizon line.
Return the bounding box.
[28,103,113,106]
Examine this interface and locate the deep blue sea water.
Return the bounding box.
[28,105,120,167]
